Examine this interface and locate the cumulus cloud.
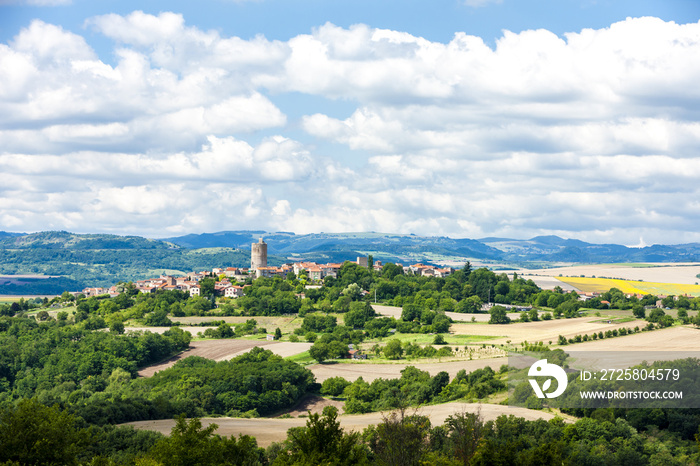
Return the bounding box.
[0,17,287,154]
[2,12,700,244]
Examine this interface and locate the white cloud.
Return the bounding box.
[2,13,700,244]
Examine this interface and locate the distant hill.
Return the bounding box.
[168,231,700,264]
[0,231,178,250]
[3,229,700,295]
[0,232,252,293]
[479,236,700,263]
[164,231,502,263]
[0,231,24,240]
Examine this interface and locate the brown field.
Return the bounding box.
[126,402,561,447]
[450,317,647,345]
[372,304,520,323]
[171,316,301,334]
[309,358,506,383]
[125,326,211,336]
[562,325,700,352]
[280,394,346,417]
[540,326,700,370]
[137,340,311,377]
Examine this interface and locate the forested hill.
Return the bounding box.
[164,231,501,263]
[165,231,700,263]
[3,229,700,294]
[0,231,178,250]
[0,231,253,293]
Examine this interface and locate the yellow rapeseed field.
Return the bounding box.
[555,276,700,297]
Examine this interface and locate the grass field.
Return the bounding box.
[556,276,700,296]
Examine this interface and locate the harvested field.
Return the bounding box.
[564,325,700,352]
[525,276,579,292]
[545,326,700,370]
[309,358,506,383]
[125,326,206,335]
[556,276,700,297]
[279,394,346,417]
[137,340,311,377]
[451,317,647,345]
[171,316,301,333]
[521,263,700,286]
[126,402,561,447]
[261,342,313,358]
[372,304,520,323]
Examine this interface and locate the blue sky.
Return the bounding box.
[1,0,699,245]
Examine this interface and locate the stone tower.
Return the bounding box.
[251,237,267,273]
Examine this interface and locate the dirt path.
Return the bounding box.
[126,402,562,447]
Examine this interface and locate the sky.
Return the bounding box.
[1,0,700,246]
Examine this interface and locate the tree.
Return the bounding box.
[149,415,220,466]
[383,339,404,360]
[382,263,404,280]
[342,283,363,301]
[647,308,666,323]
[371,409,431,466]
[456,295,482,313]
[310,341,330,363]
[274,327,282,340]
[488,306,511,324]
[321,377,351,397]
[198,277,216,298]
[528,308,539,321]
[445,410,484,466]
[279,406,369,465]
[110,321,125,334]
[345,301,376,329]
[0,398,88,465]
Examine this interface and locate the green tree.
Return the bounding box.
[488,306,511,324]
[0,398,88,466]
[149,415,221,466]
[310,341,330,363]
[198,277,216,298]
[371,409,431,466]
[383,339,404,360]
[110,321,125,334]
[321,377,351,397]
[445,410,484,466]
[277,406,369,465]
[345,301,376,329]
[456,295,483,313]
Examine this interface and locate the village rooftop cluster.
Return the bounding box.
[80,238,455,299]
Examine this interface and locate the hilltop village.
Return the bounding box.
[80,237,456,299]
